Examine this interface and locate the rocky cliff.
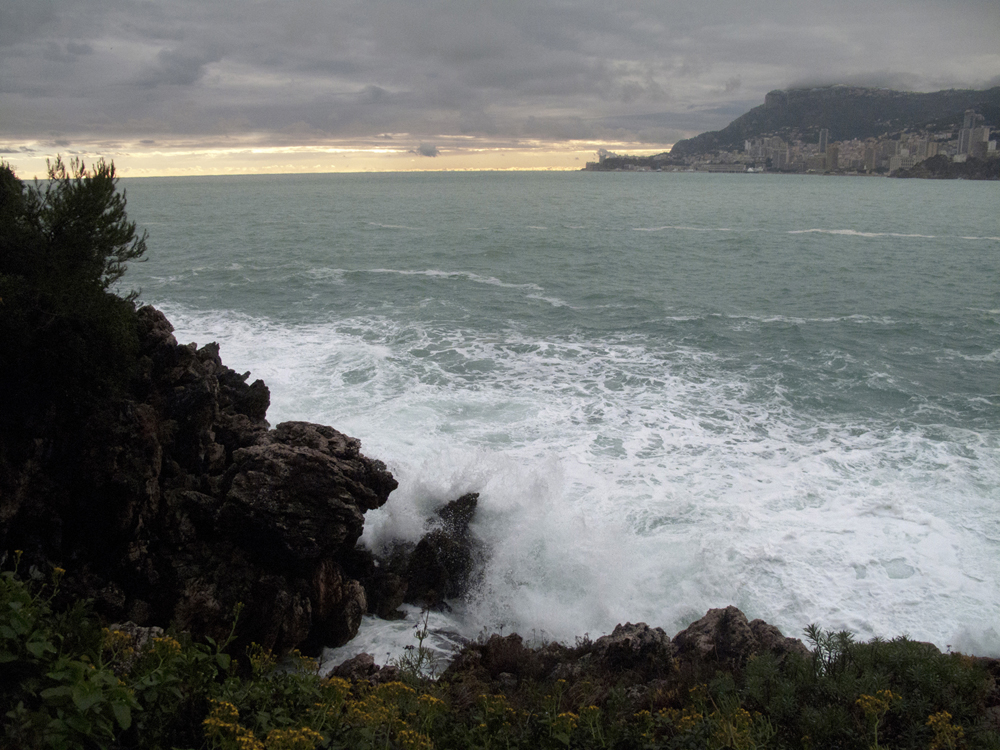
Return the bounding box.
[0,305,397,654]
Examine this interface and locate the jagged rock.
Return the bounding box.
[223,423,384,565]
[591,622,675,672]
[332,652,376,680]
[366,570,409,620]
[104,622,165,675]
[0,305,398,655]
[673,606,755,667]
[749,618,813,661]
[331,652,401,684]
[441,632,565,684]
[349,492,484,617]
[404,492,482,609]
[340,546,408,619]
[673,606,809,669]
[443,609,811,701]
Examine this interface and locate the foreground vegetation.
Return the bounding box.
[2,159,997,748]
[2,558,997,750]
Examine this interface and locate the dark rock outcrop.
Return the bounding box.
[330,652,401,684]
[438,606,808,695]
[672,605,811,669]
[0,306,397,655]
[591,622,675,672]
[348,492,484,617]
[404,492,481,608]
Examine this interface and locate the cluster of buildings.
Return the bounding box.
[584,109,998,174]
[740,109,996,174]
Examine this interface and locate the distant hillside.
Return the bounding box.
[670,86,1000,156]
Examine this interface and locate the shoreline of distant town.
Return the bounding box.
[585,106,999,179]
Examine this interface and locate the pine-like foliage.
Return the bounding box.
[0,158,147,436]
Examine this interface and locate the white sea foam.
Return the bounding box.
[159,303,1000,659]
[360,268,545,292]
[366,222,421,230]
[787,229,937,239]
[633,225,738,232]
[126,172,1000,664]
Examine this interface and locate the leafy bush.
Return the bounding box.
[2,558,999,750]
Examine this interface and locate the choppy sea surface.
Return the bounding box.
[121,171,1000,662]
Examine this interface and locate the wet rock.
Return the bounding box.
[0,305,398,655]
[331,652,401,684]
[332,652,377,680]
[749,618,813,661]
[404,492,482,609]
[673,606,809,669]
[591,622,675,673]
[350,492,484,617]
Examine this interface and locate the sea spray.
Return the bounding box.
[124,172,1000,662]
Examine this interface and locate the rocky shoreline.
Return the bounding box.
[2,304,998,678]
[332,604,813,686]
[0,302,530,659]
[1,305,397,655]
[3,303,1000,747]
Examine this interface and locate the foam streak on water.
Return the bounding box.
[122,172,1000,660]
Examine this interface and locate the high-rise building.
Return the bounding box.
[971,127,991,158]
[826,145,839,170]
[958,110,986,155]
[819,129,829,154]
[863,146,877,172]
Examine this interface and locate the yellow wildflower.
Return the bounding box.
[927,711,964,750]
[264,727,324,750]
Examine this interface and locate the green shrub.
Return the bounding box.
[2,555,998,749]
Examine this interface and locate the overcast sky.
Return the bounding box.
[2,0,999,174]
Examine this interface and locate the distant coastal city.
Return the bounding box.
[585,86,1000,178]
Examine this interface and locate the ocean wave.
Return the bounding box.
[633,225,737,232]
[366,222,421,230]
[525,294,573,308]
[787,229,937,239]
[149,302,1000,657]
[720,313,899,326]
[356,268,545,292]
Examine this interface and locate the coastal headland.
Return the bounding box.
[584,85,1000,178]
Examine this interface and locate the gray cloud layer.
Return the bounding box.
[2,0,998,149]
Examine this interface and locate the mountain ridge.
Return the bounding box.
[669,85,1000,157]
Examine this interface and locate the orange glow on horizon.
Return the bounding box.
[2,138,674,179]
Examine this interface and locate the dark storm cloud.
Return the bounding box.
[1,0,998,147]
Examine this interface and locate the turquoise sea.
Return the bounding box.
[122,171,1000,660]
